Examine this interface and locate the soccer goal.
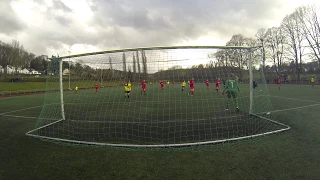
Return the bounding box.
[26,46,290,148]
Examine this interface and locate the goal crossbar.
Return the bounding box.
[55,45,261,59]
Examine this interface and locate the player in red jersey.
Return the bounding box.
[205,79,210,89]
[172,81,175,86]
[141,80,147,95]
[95,84,99,93]
[215,78,221,93]
[188,77,195,96]
[276,76,281,90]
[160,81,164,91]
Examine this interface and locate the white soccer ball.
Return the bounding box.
[266,112,270,115]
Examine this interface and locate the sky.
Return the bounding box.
[0,0,319,58]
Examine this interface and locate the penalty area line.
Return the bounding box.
[0,114,38,119]
[0,105,43,115]
[266,103,320,114]
[269,95,319,103]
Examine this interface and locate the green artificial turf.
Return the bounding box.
[0,83,320,179]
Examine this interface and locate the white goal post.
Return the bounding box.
[26,45,290,148]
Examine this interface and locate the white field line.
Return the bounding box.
[0,105,43,115]
[0,114,62,121]
[258,103,320,114]
[0,114,38,119]
[0,103,61,116]
[67,114,247,124]
[269,95,319,103]
[270,103,320,113]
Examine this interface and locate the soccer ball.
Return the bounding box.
[266,112,271,115]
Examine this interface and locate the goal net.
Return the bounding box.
[26,46,290,148]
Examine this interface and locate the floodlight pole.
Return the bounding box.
[68,51,71,90]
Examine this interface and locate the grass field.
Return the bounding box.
[1,83,320,179]
[26,83,283,146]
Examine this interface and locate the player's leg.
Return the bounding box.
[144,88,146,95]
[232,92,239,111]
[225,91,232,110]
[127,91,131,99]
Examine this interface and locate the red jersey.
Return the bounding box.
[190,79,194,88]
[276,77,281,84]
[205,80,209,86]
[215,80,221,87]
[160,81,164,87]
[95,84,99,89]
[172,81,175,85]
[142,81,146,89]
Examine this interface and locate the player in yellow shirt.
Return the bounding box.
[167,81,170,87]
[124,81,132,99]
[75,86,79,93]
[311,77,315,87]
[181,81,186,91]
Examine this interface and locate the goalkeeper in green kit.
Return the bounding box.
[222,73,240,111]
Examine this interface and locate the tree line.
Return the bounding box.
[213,5,320,80]
[2,4,319,83]
[0,40,49,73]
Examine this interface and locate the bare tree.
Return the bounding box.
[109,57,112,70]
[0,41,10,68]
[265,27,286,74]
[256,28,267,69]
[281,11,305,80]
[297,5,320,63]
[136,51,141,80]
[212,49,230,67]
[141,50,147,79]
[10,40,25,71]
[226,34,248,77]
[122,52,127,78]
[132,53,136,74]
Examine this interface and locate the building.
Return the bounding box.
[29,69,41,75]
[17,68,30,74]
[4,65,15,74]
[63,69,70,75]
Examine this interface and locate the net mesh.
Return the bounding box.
[27,46,289,147]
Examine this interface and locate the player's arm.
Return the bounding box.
[222,80,228,95]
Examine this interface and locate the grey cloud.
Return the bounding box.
[52,0,72,13]
[0,0,301,56]
[55,16,72,27]
[89,0,283,48]
[0,1,25,35]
